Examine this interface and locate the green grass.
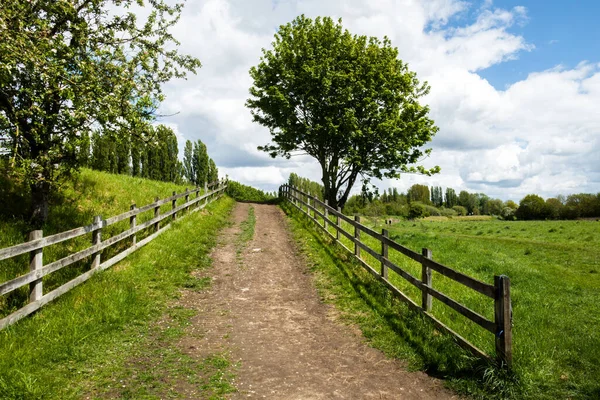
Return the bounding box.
[283,202,600,399]
[0,168,209,316]
[0,186,236,399]
[236,206,256,260]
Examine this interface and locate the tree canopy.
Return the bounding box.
[0,0,200,225]
[247,15,439,208]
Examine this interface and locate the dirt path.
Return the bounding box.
[179,203,456,399]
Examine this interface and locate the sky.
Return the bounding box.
[153,0,600,201]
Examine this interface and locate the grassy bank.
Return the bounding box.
[0,193,235,399]
[0,169,210,316]
[282,202,600,399]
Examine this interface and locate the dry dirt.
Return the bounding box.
[177,203,458,399]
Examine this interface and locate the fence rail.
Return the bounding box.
[0,180,228,330]
[280,184,512,367]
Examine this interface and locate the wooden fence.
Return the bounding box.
[0,179,228,330]
[280,184,512,367]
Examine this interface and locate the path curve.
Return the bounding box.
[180,203,457,399]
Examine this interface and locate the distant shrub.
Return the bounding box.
[226,181,277,203]
[424,205,441,216]
[439,207,457,217]
[408,202,428,219]
[452,205,467,216]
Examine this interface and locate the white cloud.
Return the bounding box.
[153,0,600,201]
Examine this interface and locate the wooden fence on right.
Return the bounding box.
[280,184,512,367]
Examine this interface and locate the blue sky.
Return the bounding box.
[158,0,600,201]
[475,0,600,89]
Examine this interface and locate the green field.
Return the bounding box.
[310,208,600,399]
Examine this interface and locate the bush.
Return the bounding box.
[439,207,457,217]
[452,205,467,216]
[225,181,277,203]
[408,202,428,219]
[424,205,441,216]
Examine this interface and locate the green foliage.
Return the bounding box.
[183,140,194,183]
[92,124,182,183]
[0,0,200,225]
[408,202,428,219]
[247,15,439,208]
[193,140,210,187]
[288,173,324,201]
[407,184,431,204]
[208,158,219,184]
[516,194,548,220]
[225,181,277,204]
[445,187,458,208]
[452,205,468,216]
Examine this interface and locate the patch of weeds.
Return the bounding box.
[524,248,532,255]
[183,276,212,292]
[548,228,557,233]
[236,206,256,262]
[199,353,238,398]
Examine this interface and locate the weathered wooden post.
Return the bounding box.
[354,215,361,258]
[92,215,102,269]
[381,229,389,279]
[324,200,329,231]
[153,196,160,232]
[29,230,43,303]
[421,248,432,312]
[172,191,177,220]
[130,203,137,246]
[184,188,190,213]
[336,207,341,241]
[204,181,208,206]
[495,275,513,368]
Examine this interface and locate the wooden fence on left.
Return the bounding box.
[0,179,228,330]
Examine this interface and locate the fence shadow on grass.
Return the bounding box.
[282,202,521,398]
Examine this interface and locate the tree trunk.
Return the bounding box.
[30,180,51,228]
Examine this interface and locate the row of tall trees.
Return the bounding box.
[183,140,218,187]
[86,128,218,186]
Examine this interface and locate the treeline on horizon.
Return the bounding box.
[80,126,219,187]
[286,175,600,220]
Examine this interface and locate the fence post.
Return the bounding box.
[381,229,389,279]
[185,188,190,213]
[421,248,433,312]
[154,196,160,232]
[495,275,513,368]
[92,215,102,269]
[130,203,137,246]
[354,215,361,258]
[172,191,177,220]
[324,200,329,231]
[29,230,43,303]
[336,207,341,241]
[204,181,208,206]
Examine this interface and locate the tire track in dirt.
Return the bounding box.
[179,203,457,399]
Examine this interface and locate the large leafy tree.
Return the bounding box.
[247,15,439,208]
[0,0,200,226]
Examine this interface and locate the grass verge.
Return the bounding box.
[0,195,236,399]
[281,201,521,399]
[236,205,256,261]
